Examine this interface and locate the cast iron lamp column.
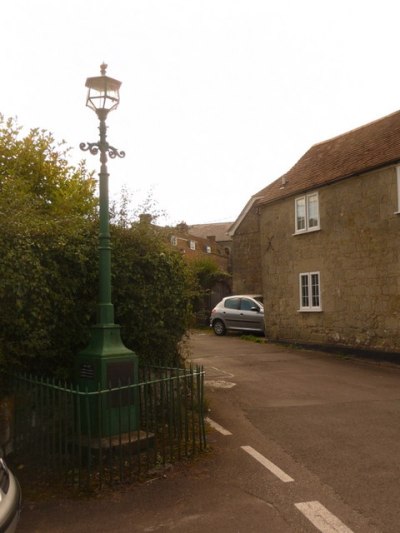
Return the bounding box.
[80,63,124,329]
[75,64,138,437]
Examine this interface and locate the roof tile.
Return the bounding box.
[256,109,400,206]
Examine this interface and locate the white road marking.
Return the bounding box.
[211,366,235,378]
[241,445,294,483]
[204,380,236,389]
[205,417,232,435]
[295,501,354,533]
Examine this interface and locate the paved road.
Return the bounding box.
[190,332,400,532]
[18,332,400,531]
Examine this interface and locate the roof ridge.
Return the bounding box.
[239,108,400,221]
[311,109,400,148]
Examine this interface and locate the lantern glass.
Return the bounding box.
[85,67,121,113]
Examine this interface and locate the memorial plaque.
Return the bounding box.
[107,361,135,407]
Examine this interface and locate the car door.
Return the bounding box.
[222,297,241,328]
[238,298,264,331]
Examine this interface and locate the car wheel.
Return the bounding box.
[213,320,226,336]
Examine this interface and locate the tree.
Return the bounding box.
[0,116,194,376]
[0,114,97,227]
[0,115,98,376]
[188,257,231,325]
[189,257,230,291]
[110,185,166,229]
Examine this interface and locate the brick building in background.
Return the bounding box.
[138,217,233,320]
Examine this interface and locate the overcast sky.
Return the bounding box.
[2,0,400,225]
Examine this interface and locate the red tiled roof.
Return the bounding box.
[256,109,400,206]
[189,222,232,242]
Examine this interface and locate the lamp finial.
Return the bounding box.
[100,63,108,76]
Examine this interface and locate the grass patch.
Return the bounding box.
[240,334,266,343]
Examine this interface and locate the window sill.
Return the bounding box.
[298,309,322,313]
[293,228,321,236]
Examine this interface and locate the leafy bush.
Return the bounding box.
[188,257,231,325]
[112,223,193,367]
[0,116,194,377]
[0,220,193,377]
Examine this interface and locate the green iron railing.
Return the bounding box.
[4,365,206,490]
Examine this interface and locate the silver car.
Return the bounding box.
[0,458,21,533]
[210,295,264,336]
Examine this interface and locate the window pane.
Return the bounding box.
[241,298,257,311]
[308,194,319,228]
[301,275,309,307]
[225,298,240,310]
[311,273,320,307]
[296,198,306,231]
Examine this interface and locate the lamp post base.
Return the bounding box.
[74,324,139,437]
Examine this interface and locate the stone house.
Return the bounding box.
[228,195,265,294]
[231,109,400,353]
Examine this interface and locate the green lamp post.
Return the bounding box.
[75,64,138,437]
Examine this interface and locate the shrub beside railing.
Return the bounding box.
[4,365,206,490]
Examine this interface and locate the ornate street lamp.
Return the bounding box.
[80,63,125,328]
[75,64,138,437]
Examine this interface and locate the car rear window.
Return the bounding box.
[224,297,240,309]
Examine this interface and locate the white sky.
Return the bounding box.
[2,0,400,225]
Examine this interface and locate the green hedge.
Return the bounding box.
[0,116,194,379]
[0,221,193,378]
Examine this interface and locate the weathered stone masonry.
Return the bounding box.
[260,165,400,352]
[231,205,263,295]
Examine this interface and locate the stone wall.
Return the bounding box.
[231,205,263,294]
[260,165,400,352]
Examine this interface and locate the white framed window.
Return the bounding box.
[189,240,196,250]
[295,192,320,233]
[170,236,178,246]
[299,272,322,311]
[206,245,211,253]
